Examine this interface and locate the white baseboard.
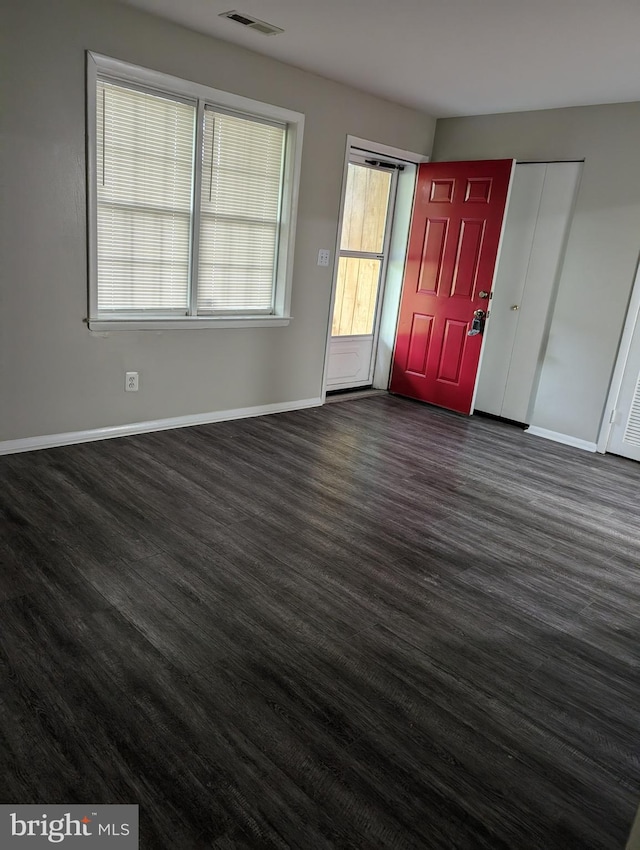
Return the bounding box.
[0,397,323,456]
[525,425,597,453]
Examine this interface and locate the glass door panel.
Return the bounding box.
[340,165,392,253]
[332,163,393,339]
[332,256,382,336]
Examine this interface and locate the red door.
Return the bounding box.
[390,160,513,414]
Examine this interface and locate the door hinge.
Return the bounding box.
[609,409,620,424]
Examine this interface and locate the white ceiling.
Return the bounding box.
[122,0,640,118]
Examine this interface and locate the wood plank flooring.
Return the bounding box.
[1,394,639,848]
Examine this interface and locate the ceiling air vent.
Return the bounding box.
[219,10,284,36]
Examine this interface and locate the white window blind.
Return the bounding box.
[88,55,304,329]
[197,108,286,313]
[96,80,196,313]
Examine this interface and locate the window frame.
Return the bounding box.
[86,52,304,330]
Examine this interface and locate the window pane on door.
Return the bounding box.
[340,164,392,254]
[332,257,382,336]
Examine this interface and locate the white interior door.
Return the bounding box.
[607,292,640,461]
[326,156,398,390]
[475,161,581,422]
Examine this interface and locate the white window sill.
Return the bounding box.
[87,316,293,331]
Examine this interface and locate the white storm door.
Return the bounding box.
[327,157,397,390]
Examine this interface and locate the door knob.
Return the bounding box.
[510,304,519,311]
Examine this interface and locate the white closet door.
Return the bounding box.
[474,165,545,418]
[607,303,640,461]
[475,162,581,423]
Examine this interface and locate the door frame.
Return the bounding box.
[597,255,640,453]
[321,135,429,401]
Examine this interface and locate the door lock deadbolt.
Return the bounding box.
[468,309,487,337]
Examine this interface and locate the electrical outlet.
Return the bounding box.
[317,249,331,267]
[125,371,139,392]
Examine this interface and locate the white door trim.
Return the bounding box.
[346,136,430,166]
[321,136,428,401]
[597,255,640,453]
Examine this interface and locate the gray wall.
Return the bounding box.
[433,103,640,444]
[1,0,435,442]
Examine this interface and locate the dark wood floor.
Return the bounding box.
[1,394,639,849]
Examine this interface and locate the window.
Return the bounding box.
[87,54,304,329]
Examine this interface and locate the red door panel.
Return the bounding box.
[438,320,467,383]
[406,313,433,375]
[391,160,513,414]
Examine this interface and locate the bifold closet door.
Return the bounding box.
[474,162,581,423]
[607,302,640,461]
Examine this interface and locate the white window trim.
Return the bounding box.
[86,52,305,331]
